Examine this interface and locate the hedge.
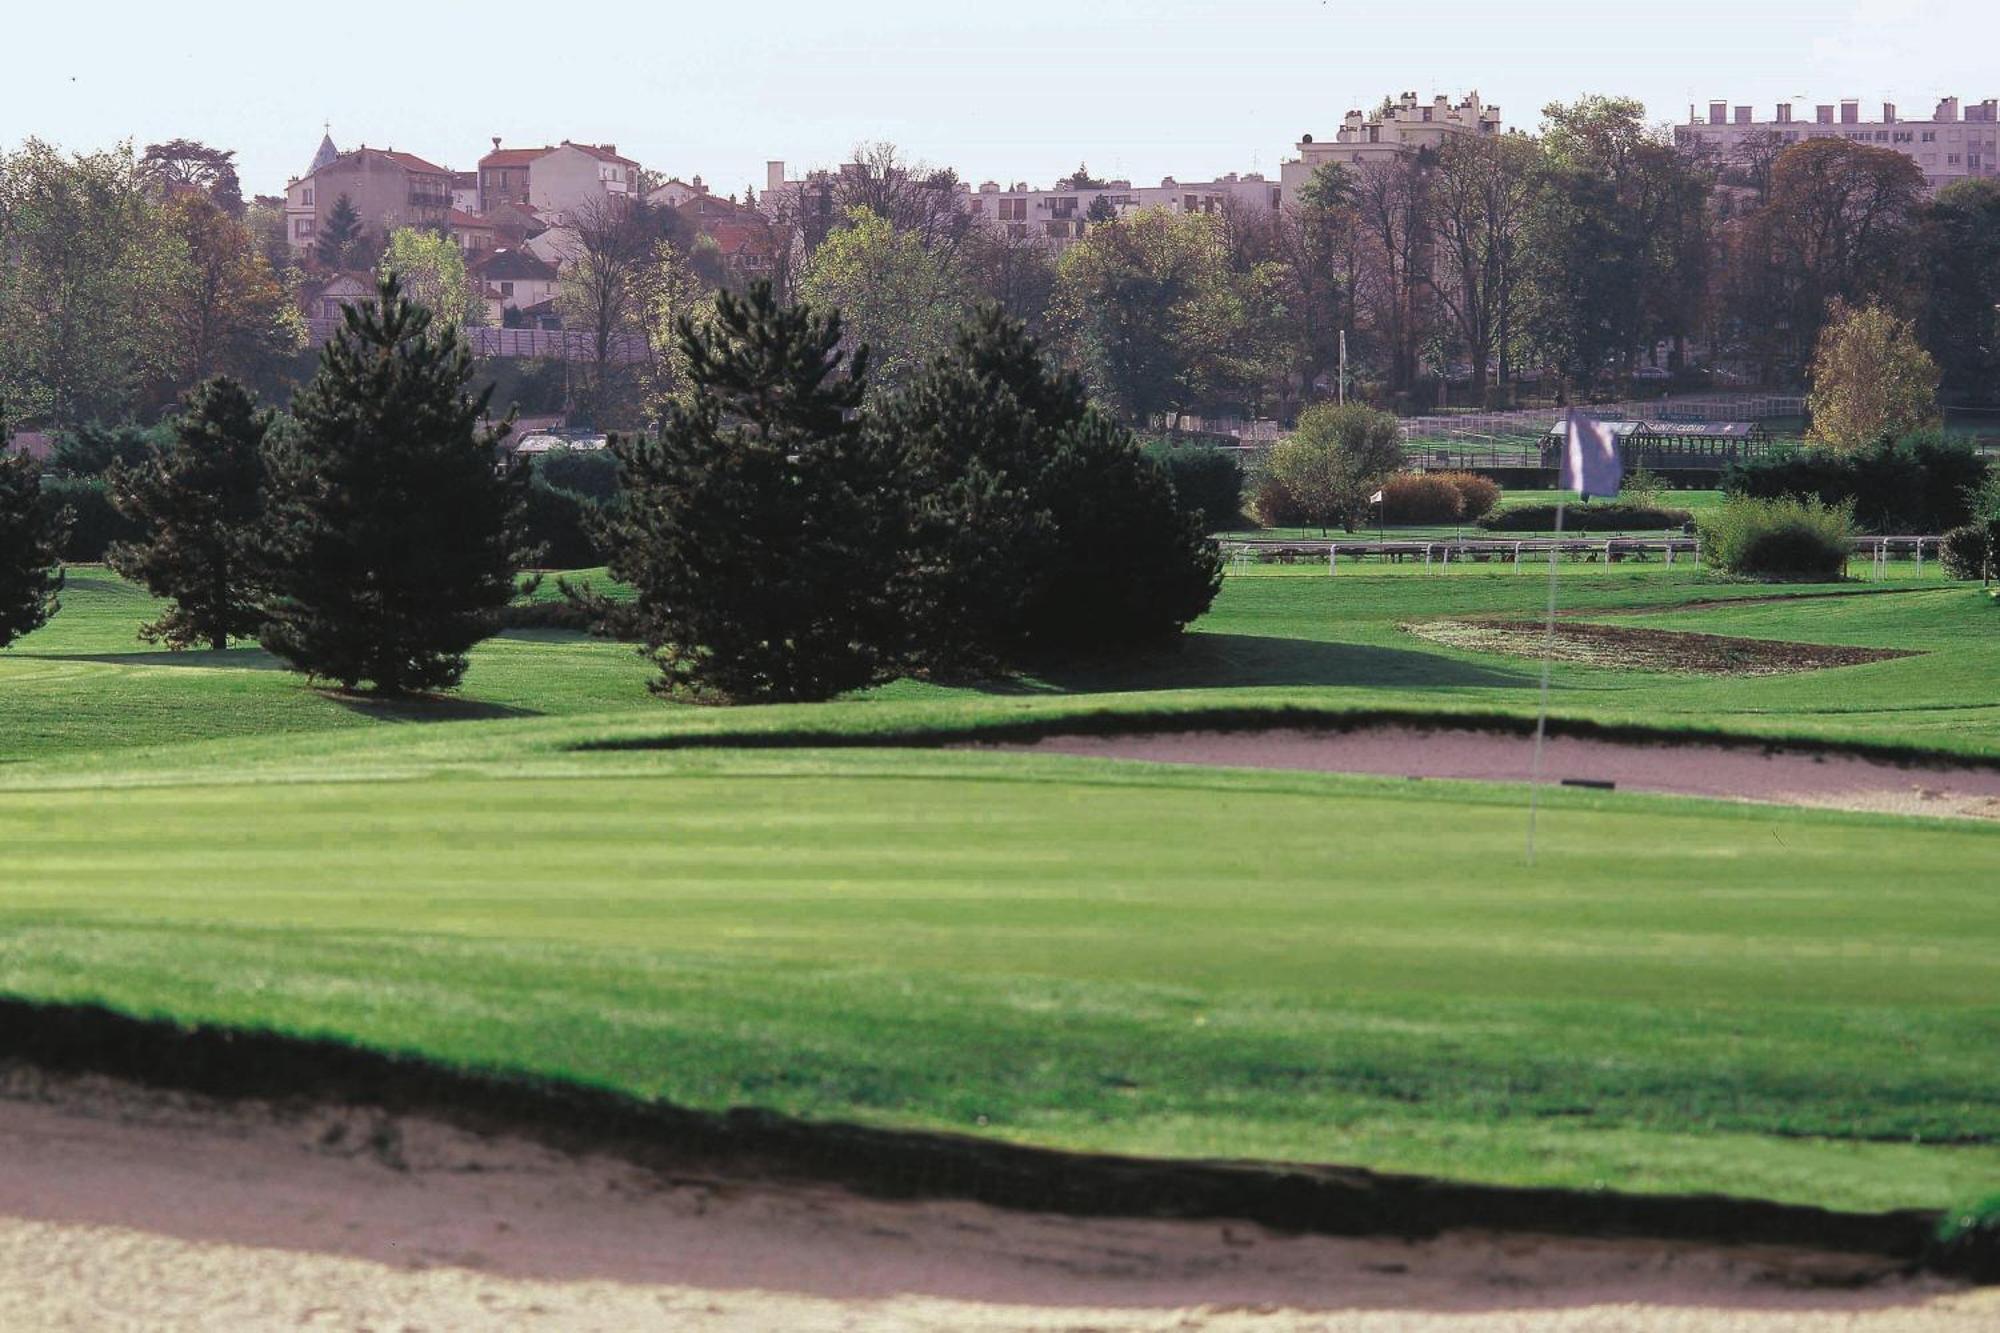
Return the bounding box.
[1722,433,1988,534]
[1479,503,1693,533]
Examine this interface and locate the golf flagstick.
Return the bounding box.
[1526,495,1564,866]
[1529,409,1621,865]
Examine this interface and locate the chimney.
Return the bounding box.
[1936,96,1960,121]
[1840,99,1859,124]
[1734,105,1751,124]
[766,160,786,194]
[1776,103,1792,124]
[492,136,501,152]
[1883,102,1896,122]
[1709,101,1727,125]
[1816,104,1834,124]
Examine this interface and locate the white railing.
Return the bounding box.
[306,316,649,364]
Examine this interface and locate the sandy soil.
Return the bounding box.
[987,727,2000,820]
[0,1069,1992,1331]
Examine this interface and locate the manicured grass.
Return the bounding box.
[1,738,1996,1212]
[3,566,1997,1214]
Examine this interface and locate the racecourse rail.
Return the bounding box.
[1223,534,1947,573]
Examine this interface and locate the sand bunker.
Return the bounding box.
[0,1068,1992,1331]
[991,726,2000,819]
[1401,619,1916,676]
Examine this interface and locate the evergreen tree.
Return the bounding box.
[316,193,364,269]
[600,281,900,701]
[107,375,271,650]
[0,400,64,648]
[889,307,1221,668]
[260,274,527,693]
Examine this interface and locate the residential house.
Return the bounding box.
[477,140,642,223]
[301,271,374,321]
[448,209,497,256]
[647,179,781,276]
[285,141,453,257]
[968,172,1280,244]
[473,248,561,325]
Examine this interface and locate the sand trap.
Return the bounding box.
[1402,620,1916,676]
[0,1068,1991,1331]
[986,727,2000,819]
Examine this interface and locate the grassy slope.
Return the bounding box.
[2,568,1997,1212]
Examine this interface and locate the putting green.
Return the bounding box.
[2,739,1995,1212]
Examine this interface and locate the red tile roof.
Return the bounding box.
[480,147,547,169]
[375,149,450,176]
[448,208,494,229]
[562,142,638,167]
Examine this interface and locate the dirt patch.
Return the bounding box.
[1402,618,1917,676]
[986,726,2000,820]
[0,1068,1991,1331]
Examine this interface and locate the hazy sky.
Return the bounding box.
[7,0,1994,199]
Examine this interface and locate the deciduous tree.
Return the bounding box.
[1806,301,1939,451]
[380,226,481,328]
[799,206,969,400]
[1266,402,1403,532]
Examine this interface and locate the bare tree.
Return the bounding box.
[1429,134,1537,390]
[1352,154,1436,395]
[558,196,664,427]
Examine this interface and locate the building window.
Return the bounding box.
[294,218,315,237]
[500,282,514,298]
[302,188,314,205]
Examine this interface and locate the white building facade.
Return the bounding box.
[1676,96,1999,193]
[1279,91,1504,202]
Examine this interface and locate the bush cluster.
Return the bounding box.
[1722,433,1987,533]
[1939,517,2000,581]
[1697,495,1857,580]
[1378,471,1501,524]
[1479,502,1693,533]
[40,474,145,562]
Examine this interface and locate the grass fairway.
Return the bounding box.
[1,740,1996,1212]
[2,566,1996,1215]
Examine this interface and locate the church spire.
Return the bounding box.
[308,124,339,176]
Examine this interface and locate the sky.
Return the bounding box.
[5,0,1995,199]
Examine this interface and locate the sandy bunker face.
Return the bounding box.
[1402,619,1917,676]
[986,727,2000,820]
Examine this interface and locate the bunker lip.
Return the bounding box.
[2,1068,1986,1331]
[0,997,1964,1276]
[1402,618,1919,676]
[975,726,2000,819]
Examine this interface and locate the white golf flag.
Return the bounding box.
[1562,409,1623,499]
[1369,489,1384,504]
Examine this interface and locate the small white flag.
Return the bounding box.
[1369,489,1384,504]
[1562,409,1623,499]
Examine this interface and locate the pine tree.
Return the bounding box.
[0,400,65,648]
[107,375,271,651]
[888,307,1220,667]
[316,193,364,269]
[260,274,527,693]
[600,281,901,701]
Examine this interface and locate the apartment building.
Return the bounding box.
[477,140,641,222]
[1279,91,1503,201]
[1676,97,1999,192]
[284,143,453,255]
[763,160,1279,247]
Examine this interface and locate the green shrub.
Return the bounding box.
[1437,471,1500,520]
[40,474,145,561]
[1379,473,1464,523]
[49,421,172,478]
[1722,433,1987,533]
[520,480,603,569]
[1479,502,1693,533]
[1142,441,1244,530]
[1248,472,1306,527]
[1697,495,1856,580]
[1939,518,2000,580]
[531,447,619,503]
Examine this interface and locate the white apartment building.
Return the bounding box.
[762,160,1279,246]
[1279,91,1504,202]
[1676,97,1999,193]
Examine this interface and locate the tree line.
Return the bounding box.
[0,275,1220,702]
